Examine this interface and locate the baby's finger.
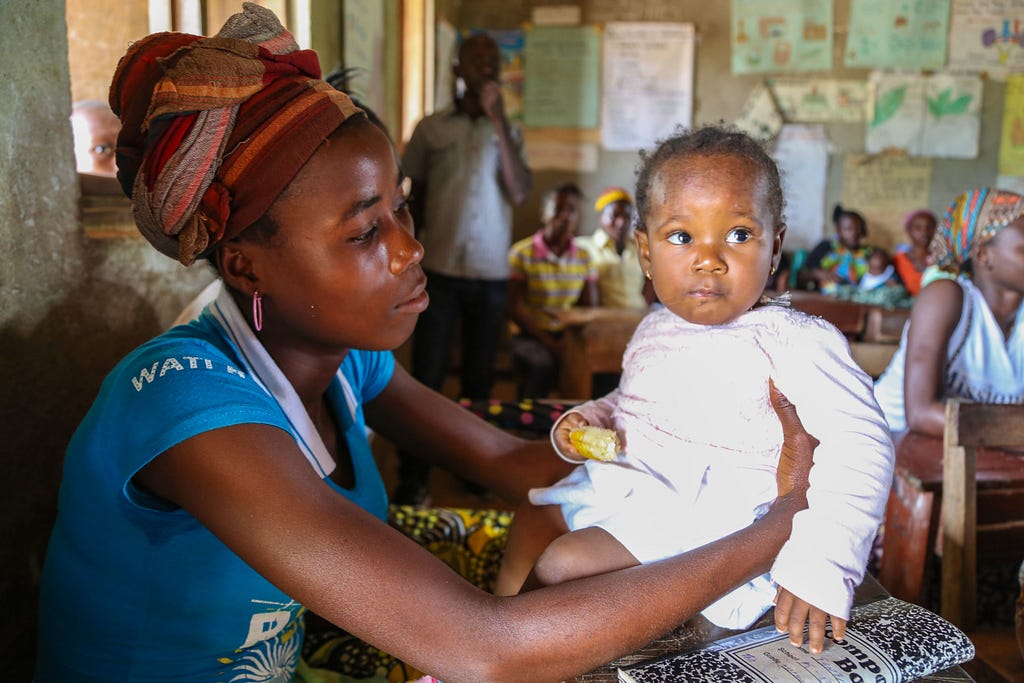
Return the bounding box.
[830,615,847,641]
[806,608,828,654]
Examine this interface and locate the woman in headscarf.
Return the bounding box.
[35,5,820,682]
[891,208,938,296]
[873,187,1024,435]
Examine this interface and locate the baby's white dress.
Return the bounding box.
[531,304,894,628]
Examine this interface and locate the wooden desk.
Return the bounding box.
[572,574,973,682]
[554,307,647,399]
[878,431,1024,604]
[551,295,909,399]
[784,291,910,343]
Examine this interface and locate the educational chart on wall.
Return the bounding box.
[949,0,1024,76]
[866,71,982,158]
[1000,73,1024,175]
[843,154,933,250]
[434,19,457,112]
[484,29,526,122]
[342,0,386,119]
[845,0,951,69]
[772,125,829,251]
[524,26,600,128]
[770,78,869,121]
[601,22,695,150]
[731,0,833,74]
[735,81,785,142]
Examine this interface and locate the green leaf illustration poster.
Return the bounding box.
[867,71,982,159]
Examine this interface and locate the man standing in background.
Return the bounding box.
[397,33,532,504]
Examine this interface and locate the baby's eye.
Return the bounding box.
[726,228,753,244]
[666,231,691,245]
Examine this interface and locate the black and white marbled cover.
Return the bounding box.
[617,597,975,683]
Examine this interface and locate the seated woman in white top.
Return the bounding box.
[874,187,1024,436]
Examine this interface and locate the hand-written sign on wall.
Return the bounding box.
[842,154,933,250]
[523,26,601,128]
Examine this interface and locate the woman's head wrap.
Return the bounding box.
[931,187,1024,274]
[109,2,362,265]
[594,187,632,213]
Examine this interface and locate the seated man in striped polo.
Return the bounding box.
[507,182,598,400]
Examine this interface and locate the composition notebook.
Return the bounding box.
[617,597,974,683]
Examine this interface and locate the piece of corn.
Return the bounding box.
[569,426,620,462]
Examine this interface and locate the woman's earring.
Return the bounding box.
[645,270,652,280]
[770,264,777,276]
[252,290,263,332]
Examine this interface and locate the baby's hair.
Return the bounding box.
[541,181,584,222]
[832,203,868,237]
[634,124,785,233]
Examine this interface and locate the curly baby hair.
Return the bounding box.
[634,124,785,233]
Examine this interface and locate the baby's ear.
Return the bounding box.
[773,223,787,258]
[634,229,651,272]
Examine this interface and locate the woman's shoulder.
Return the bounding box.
[102,322,252,400]
[913,277,967,319]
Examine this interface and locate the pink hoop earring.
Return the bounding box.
[252,290,263,332]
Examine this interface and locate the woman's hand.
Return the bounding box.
[769,379,817,503]
[553,412,589,458]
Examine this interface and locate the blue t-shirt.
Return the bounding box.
[36,313,393,682]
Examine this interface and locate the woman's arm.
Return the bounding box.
[365,363,571,504]
[134,371,814,683]
[903,279,964,435]
[135,412,808,683]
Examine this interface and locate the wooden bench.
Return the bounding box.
[878,428,1024,609]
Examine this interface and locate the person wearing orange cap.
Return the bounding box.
[577,187,649,309]
[34,6,819,682]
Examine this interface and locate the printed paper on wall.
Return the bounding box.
[845,0,950,69]
[601,22,695,151]
[866,71,982,159]
[731,0,833,74]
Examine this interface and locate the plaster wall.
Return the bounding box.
[1,1,211,676]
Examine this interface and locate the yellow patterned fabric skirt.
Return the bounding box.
[297,505,514,683]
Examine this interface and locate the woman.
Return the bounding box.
[801,204,874,291]
[891,208,938,296]
[35,6,820,682]
[874,188,1024,435]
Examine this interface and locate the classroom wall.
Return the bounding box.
[430,0,1003,247]
[0,1,1008,679]
[0,1,214,677]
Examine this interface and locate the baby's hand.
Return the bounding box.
[554,413,590,458]
[773,586,847,654]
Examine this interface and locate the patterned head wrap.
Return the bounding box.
[109,2,362,265]
[931,188,1024,274]
[594,187,632,213]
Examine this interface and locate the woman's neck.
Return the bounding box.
[976,277,1024,339]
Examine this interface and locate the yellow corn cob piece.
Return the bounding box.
[569,426,620,462]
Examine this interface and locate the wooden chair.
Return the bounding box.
[941,399,1024,682]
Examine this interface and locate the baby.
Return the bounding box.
[858,249,901,291]
[496,125,894,650]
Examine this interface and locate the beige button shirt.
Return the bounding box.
[401,106,529,280]
[576,229,646,308]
